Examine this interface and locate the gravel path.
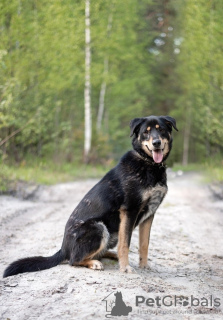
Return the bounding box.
[0,172,222,319]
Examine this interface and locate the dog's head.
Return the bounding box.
[130,115,178,163]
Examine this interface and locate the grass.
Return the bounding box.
[203,165,223,183]
[0,160,113,193]
[172,163,203,173]
[1,158,223,193]
[172,162,223,183]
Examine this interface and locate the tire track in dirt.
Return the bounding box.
[0,173,222,319]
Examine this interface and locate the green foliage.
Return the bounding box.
[175,0,223,161]
[0,0,222,184]
[0,0,154,163]
[172,160,223,183]
[0,159,113,192]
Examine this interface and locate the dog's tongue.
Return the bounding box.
[152,149,163,163]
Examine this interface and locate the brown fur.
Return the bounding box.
[77,259,104,270]
[118,209,130,272]
[102,251,118,260]
[2,115,178,278]
[139,215,154,268]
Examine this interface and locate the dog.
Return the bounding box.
[3,115,178,277]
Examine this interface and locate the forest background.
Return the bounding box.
[1,0,223,189]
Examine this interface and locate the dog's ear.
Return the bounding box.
[160,115,178,131]
[130,118,145,137]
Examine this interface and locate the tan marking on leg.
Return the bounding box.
[118,209,129,271]
[74,222,108,269]
[90,222,109,260]
[139,215,154,268]
[85,236,108,261]
[78,259,104,270]
[102,251,118,260]
[117,209,135,273]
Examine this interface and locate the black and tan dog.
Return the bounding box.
[3,115,178,277]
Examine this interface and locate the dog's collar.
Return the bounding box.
[134,151,166,168]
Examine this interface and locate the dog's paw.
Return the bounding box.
[120,265,136,273]
[139,263,150,269]
[139,261,149,269]
[89,260,104,270]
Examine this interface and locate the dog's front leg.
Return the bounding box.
[139,215,154,268]
[118,209,135,273]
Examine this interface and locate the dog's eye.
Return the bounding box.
[159,128,165,133]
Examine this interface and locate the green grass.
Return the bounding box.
[172,162,223,183]
[203,165,223,183]
[0,160,113,193]
[1,159,223,194]
[172,163,203,173]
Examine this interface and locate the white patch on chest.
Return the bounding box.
[141,184,167,201]
[139,184,168,224]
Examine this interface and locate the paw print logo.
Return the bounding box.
[179,296,189,307]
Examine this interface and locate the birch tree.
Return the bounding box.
[84,0,91,162]
[96,12,113,132]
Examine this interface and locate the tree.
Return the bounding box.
[1,0,222,166]
[96,11,113,132]
[84,0,91,163]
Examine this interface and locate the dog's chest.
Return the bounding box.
[141,183,167,202]
[139,183,168,224]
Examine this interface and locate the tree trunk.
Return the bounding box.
[182,106,191,166]
[97,58,108,132]
[84,0,91,163]
[96,12,113,132]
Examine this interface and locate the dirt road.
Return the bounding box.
[0,172,223,319]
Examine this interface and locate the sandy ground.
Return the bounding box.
[0,172,223,320]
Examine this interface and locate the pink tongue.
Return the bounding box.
[152,150,163,163]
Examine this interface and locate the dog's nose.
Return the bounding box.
[152,139,161,148]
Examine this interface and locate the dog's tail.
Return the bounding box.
[3,250,64,278]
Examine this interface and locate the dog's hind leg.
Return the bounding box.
[102,251,118,260]
[65,221,109,271]
[77,259,104,270]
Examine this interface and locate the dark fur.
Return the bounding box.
[3,115,178,278]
